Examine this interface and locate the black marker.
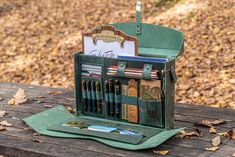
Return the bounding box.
[114,80,121,119]
[82,80,88,112]
[86,80,92,112]
[104,80,110,116]
[109,79,115,117]
[96,82,102,114]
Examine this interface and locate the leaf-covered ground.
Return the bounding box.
[0,0,234,109]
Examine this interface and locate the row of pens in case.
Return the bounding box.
[81,80,102,114]
[81,79,122,119]
[104,79,122,119]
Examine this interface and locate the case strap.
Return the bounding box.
[170,68,177,83]
[117,62,126,77]
[142,64,152,80]
[136,0,141,35]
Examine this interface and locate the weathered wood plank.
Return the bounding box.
[0,83,235,157]
[0,134,121,157]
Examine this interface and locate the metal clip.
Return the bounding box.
[142,64,152,80]
[117,62,126,77]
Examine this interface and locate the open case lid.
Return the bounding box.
[110,0,184,59]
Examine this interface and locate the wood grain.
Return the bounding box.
[0,83,234,157]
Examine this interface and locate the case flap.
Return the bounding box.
[110,22,184,59]
[23,105,184,150]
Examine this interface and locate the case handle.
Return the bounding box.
[136,0,141,35]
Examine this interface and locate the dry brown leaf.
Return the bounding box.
[64,105,76,113]
[0,126,6,132]
[43,104,53,108]
[153,150,169,155]
[195,119,230,127]
[0,120,13,127]
[209,127,217,134]
[0,98,3,101]
[36,96,46,99]
[212,136,221,147]
[47,91,62,95]
[217,129,235,140]
[179,130,200,138]
[33,133,41,136]
[205,146,219,151]
[210,119,230,125]
[32,139,44,143]
[193,127,202,136]
[227,129,235,140]
[0,111,7,117]
[14,88,27,105]
[8,98,15,105]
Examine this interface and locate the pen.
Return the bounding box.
[114,80,121,119]
[91,81,97,113]
[86,80,92,112]
[82,80,88,112]
[96,82,102,114]
[109,79,115,117]
[104,80,110,116]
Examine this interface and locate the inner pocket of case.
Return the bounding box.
[81,76,104,117]
[48,117,163,145]
[122,95,139,123]
[107,62,158,80]
[138,99,163,127]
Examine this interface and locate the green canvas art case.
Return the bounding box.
[23,0,184,150]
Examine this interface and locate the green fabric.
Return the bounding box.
[110,22,184,58]
[122,95,138,105]
[23,105,183,150]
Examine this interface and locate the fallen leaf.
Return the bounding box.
[8,98,15,105]
[0,111,7,117]
[0,126,6,132]
[217,129,235,140]
[209,127,217,134]
[33,133,41,136]
[193,127,202,136]
[32,139,43,143]
[64,105,76,113]
[0,98,3,101]
[210,119,230,125]
[47,91,62,95]
[194,119,230,127]
[12,117,20,120]
[0,120,13,127]
[36,96,46,98]
[212,136,221,147]
[153,150,169,155]
[43,104,53,108]
[205,146,219,151]
[179,130,200,138]
[229,129,235,140]
[217,131,228,136]
[14,88,27,105]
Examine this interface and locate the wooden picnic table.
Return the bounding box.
[0,83,234,157]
